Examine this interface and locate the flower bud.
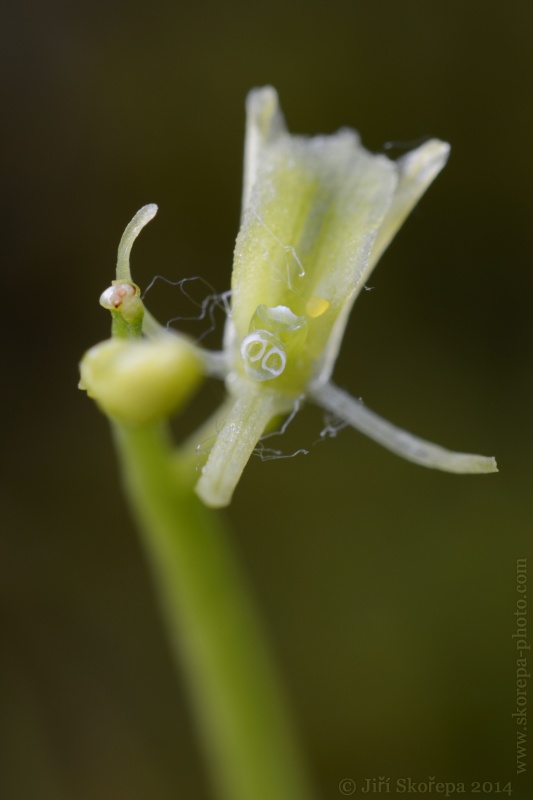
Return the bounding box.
[79,334,203,426]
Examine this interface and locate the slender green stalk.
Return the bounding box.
[112,421,315,800]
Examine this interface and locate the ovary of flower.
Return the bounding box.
[83,86,497,509]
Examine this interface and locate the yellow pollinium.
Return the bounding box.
[305,296,330,318]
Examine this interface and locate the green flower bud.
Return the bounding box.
[79,335,203,426]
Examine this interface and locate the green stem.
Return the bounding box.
[112,421,315,800]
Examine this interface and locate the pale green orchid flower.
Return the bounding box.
[81,86,497,508]
[196,87,496,506]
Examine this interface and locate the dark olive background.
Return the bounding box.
[2,0,532,798]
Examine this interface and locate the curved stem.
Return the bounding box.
[112,421,315,800]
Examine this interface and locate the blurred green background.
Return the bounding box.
[2,0,532,797]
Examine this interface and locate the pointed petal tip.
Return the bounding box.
[450,453,498,474]
[397,138,451,184]
[422,137,451,168]
[245,85,286,139]
[246,85,279,111]
[476,455,498,474]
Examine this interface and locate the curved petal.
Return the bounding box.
[369,139,450,270]
[311,382,497,474]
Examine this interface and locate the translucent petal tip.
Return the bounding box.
[472,456,498,474]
